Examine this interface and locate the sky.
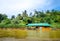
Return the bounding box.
[0,0,60,18]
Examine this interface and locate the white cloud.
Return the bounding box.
[0,0,52,18]
[6,0,52,10]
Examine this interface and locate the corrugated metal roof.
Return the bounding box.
[26,23,50,26]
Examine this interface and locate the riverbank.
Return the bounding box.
[0,37,60,41]
[0,29,60,41]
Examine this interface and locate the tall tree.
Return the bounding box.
[16,14,23,20]
[22,10,28,17]
[11,15,15,20]
[0,14,7,23]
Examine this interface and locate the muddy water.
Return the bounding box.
[0,37,60,41]
[0,30,60,41]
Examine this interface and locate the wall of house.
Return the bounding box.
[27,26,51,32]
[42,27,51,32]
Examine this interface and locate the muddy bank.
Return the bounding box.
[0,37,60,41]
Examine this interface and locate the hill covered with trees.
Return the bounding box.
[0,9,60,28]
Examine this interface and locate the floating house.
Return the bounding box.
[26,23,51,31]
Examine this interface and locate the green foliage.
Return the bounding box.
[0,10,60,28]
[11,15,15,20]
[0,23,5,28]
[0,14,7,22]
[51,23,60,28]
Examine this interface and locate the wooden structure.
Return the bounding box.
[26,23,51,32]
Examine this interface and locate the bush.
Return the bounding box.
[0,23,5,28]
[51,23,60,28]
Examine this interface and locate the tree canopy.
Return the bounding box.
[0,10,60,28]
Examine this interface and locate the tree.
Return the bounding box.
[29,12,32,17]
[0,14,7,23]
[16,14,23,20]
[22,10,28,17]
[1,19,11,24]
[46,10,50,13]
[34,10,38,17]
[11,15,15,20]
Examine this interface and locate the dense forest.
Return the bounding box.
[0,9,60,28]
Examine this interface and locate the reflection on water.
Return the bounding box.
[27,30,60,39]
[0,30,60,41]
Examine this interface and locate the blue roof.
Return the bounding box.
[26,23,50,26]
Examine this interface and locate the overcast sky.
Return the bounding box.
[0,0,60,18]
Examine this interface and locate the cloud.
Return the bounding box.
[2,0,52,10]
[0,0,59,18]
